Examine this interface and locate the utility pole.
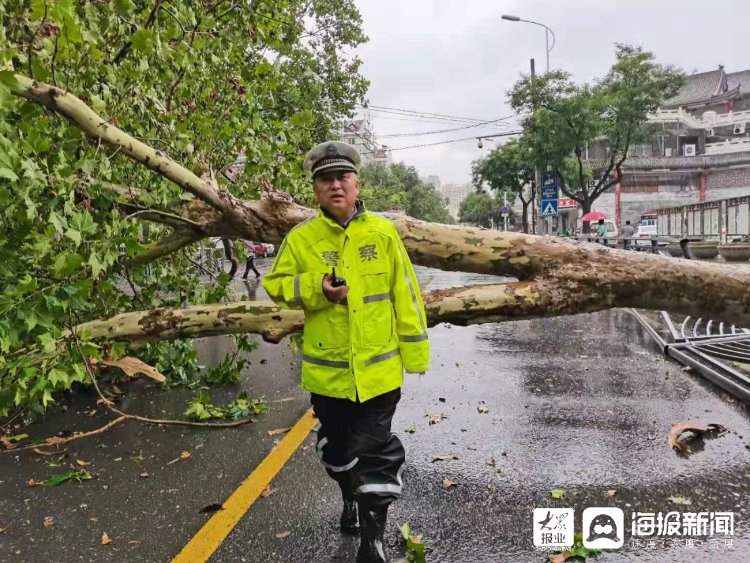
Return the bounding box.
[503,191,508,231]
[530,58,543,235]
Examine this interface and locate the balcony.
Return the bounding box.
[704,138,750,155]
[649,107,750,130]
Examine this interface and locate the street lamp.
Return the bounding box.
[501,14,555,73]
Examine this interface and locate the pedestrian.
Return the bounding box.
[263,141,429,563]
[621,220,635,250]
[596,218,608,246]
[242,241,261,279]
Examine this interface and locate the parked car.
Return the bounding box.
[251,242,275,257]
[634,224,658,247]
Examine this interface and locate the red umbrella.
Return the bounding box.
[579,211,608,222]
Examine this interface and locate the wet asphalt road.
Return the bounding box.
[1,259,750,562]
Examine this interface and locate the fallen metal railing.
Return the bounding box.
[629,309,750,404]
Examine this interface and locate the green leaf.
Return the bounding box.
[49,211,68,233]
[0,71,20,90]
[48,368,69,387]
[64,228,82,246]
[41,470,92,487]
[115,0,136,15]
[90,95,107,114]
[52,252,84,276]
[0,167,18,181]
[550,488,566,499]
[131,29,155,53]
[38,333,57,354]
[399,522,426,562]
[89,253,105,278]
[668,496,691,505]
[72,212,97,234]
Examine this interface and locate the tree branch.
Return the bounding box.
[13,76,230,213]
[128,229,203,267]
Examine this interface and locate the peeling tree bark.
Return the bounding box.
[12,76,750,338]
[74,281,559,344]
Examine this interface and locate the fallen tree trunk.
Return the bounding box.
[13,76,750,334]
[74,262,750,345]
[74,282,552,344]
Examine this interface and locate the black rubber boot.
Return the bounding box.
[356,503,388,563]
[340,496,359,534]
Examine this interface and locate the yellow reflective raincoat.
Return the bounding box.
[262,201,429,402]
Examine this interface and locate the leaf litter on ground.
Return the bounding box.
[400,522,427,563]
[427,413,447,425]
[29,470,93,487]
[431,454,460,462]
[549,532,601,562]
[669,422,727,453]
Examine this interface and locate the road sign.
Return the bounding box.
[501,206,509,217]
[541,171,559,201]
[541,199,558,217]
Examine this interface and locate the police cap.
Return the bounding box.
[303,141,361,179]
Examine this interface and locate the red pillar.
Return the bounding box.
[699,170,707,203]
[614,168,622,232]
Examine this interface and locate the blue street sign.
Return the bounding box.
[541,171,558,201]
[541,199,558,217]
[501,206,509,217]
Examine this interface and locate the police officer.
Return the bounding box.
[262,141,429,562]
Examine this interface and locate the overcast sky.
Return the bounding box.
[352,0,747,186]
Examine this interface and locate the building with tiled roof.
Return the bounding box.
[582,65,750,229]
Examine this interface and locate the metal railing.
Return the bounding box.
[705,137,750,154]
[649,107,750,130]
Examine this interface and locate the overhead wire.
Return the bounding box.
[360,130,523,155]
[377,115,520,138]
[366,105,491,123]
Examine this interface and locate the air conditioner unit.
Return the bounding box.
[684,144,696,156]
[664,147,673,157]
[734,123,746,135]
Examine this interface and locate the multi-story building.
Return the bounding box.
[586,65,750,227]
[425,175,441,192]
[442,182,475,221]
[338,117,391,166]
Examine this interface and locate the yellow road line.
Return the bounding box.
[172,408,318,563]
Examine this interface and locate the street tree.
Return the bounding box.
[0,0,369,414]
[472,137,535,233]
[508,44,684,231]
[359,162,453,223]
[458,191,508,229]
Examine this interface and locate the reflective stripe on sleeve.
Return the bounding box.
[400,333,428,343]
[396,242,427,331]
[365,348,400,366]
[303,355,350,369]
[269,240,288,274]
[363,293,390,303]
